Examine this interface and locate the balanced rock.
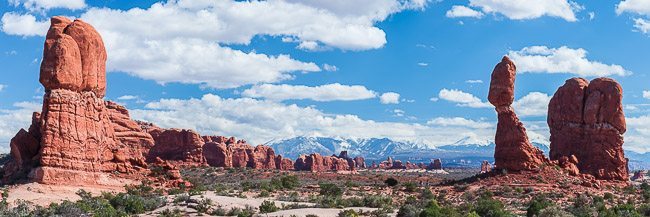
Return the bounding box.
[488,56,547,171]
[548,77,628,180]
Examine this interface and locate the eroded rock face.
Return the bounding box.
[489,57,548,171]
[148,129,205,164]
[548,77,628,180]
[428,159,442,170]
[4,17,155,185]
[293,153,351,172]
[480,161,492,174]
[353,156,366,168]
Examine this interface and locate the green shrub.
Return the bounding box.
[396,204,420,217]
[403,182,418,192]
[384,178,399,187]
[259,200,279,213]
[526,196,552,217]
[280,175,300,189]
[474,195,511,217]
[320,183,343,197]
[338,209,360,217]
[158,208,183,217]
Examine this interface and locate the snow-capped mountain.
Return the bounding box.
[266,136,648,169]
[265,136,434,160]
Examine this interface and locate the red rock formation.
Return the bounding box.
[354,156,366,168]
[275,155,294,170]
[337,151,356,169]
[2,16,157,185]
[293,153,351,172]
[480,161,492,174]
[548,77,628,180]
[631,171,646,181]
[427,159,442,170]
[148,129,205,164]
[488,56,548,172]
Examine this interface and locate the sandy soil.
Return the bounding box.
[5,178,136,207]
[142,191,390,217]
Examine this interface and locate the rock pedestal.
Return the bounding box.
[488,57,548,171]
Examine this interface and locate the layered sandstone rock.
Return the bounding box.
[294,153,351,172]
[480,161,492,174]
[148,129,205,164]
[354,156,366,169]
[428,159,442,170]
[488,57,547,171]
[548,78,628,180]
[3,17,155,185]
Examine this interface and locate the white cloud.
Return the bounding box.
[380,92,400,104]
[588,12,595,20]
[626,115,650,153]
[633,18,650,34]
[438,89,491,108]
[241,83,377,102]
[465,79,483,84]
[417,62,428,66]
[468,0,581,21]
[392,109,405,117]
[1,12,49,37]
[446,5,484,18]
[427,117,493,129]
[0,0,427,89]
[508,46,630,77]
[0,85,5,92]
[0,102,41,152]
[643,90,650,99]
[129,94,496,148]
[512,92,551,117]
[117,95,139,100]
[322,64,338,72]
[9,0,86,12]
[616,0,650,16]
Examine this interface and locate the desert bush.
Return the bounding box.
[258,190,271,198]
[259,200,279,213]
[418,200,462,217]
[363,195,393,208]
[403,182,418,192]
[538,206,572,217]
[384,178,399,187]
[227,205,256,217]
[338,209,360,217]
[526,195,552,217]
[396,204,420,217]
[158,208,183,217]
[320,183,344,197]
[474,194,512,217]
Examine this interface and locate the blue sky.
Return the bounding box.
[0,0,649,153]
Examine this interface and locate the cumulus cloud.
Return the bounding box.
[1,12,49,37]
[0,102,41,152]
[427,117,493,129]
[626,115,650,153]
[512,92,551,117]
[446,5,484,18]
[322,64,338,72]
[643,90,650,99]
[468,0,581,21]
[117,95,139,100]
[2,0,427,89]
[9,0,86,12]
[508,46,630,77]
[633,18,650,34]
[616,0,650,16]
[241,83,377,102]
[438,89,491,108]
[128,94,497,148]
[380,92,401,104]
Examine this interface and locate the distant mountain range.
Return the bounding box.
[266,136,650,169]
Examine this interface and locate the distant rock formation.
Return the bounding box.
[488,56,548,172]
[631,171,646,181]
[480,161,492,174]
[428,159,442,170]
[294,153,351,172]
[353,156,366,169]
[548,78,628,181]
